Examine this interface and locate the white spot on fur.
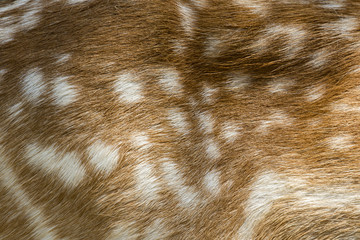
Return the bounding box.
[0,69,7,81]
[305,85,325,102]
[238,171,286,240]
[226,72,251,91]
[268,78,294,93]
[87,141,119,175]
[197,111,214,134]
[19,5,40,30]
[222,122,241,143]
[204,138,221,160]
[233,0,267,15]
[67,0,90,4]
[257,111,293,133]
[158,69,183,95]
[106,222,138,240]
[56,54,71,64]
[8,102,24,122]
[167,108,190,135]
[327,134,354,150]
[114,72,143,103]
[144,219,168,240]
[52,76,78,106]
[0,26,16,44]
[190,0,207,9]
[0,149,58,240]
[204,37,222,57]
[238,170,360,239]
[323,17,358,39]
[0,0,31,13]
[161,160,201,209]
[203,169,221,196]
[178,2,195,36]
[320,0,345,9]
[131,133,152,151]
[309,49,329,69]
[172,39,187,55]
[295,188,360,209]
[202,83,218,104]
[22,68,46,103]
[134,161,161,203]
[332,102,360,113]
[253,24,306,57]
[25,143,86,189]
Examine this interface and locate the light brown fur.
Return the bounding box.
[1,0,360,239]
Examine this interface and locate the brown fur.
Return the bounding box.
[1,0,360,239]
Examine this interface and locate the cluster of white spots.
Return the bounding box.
[202,83,218,104]
[21,68,46,103]
[237,171,286,240]
[204,138,221,160]
[197,111,214,134]
[51,76,78,107]
[143,219,168,240]
[114,72,143,104]
[196,111,221,160]
[161,160,201,209]
[327,134,354,151]
[204,36,223,58]
[221,122,241,143]
[131,132,152,151]
[203,169,221,196]
[167,108,190,135]
[158,68,183,95]
[0,0,43,44]
[309,49,329,69]
[25,143,86,189]
[323,17,358,39]
[233,0,267,16]
[305,85,326,102]
[253,24,306,57]
[55,53,71,64]
[226,72,251,91]
[87,141,119,175]
[257,111,293,133]
[178,2,196,36]
[0,147,59,240]
[268,78,295,94]
[134,161,161,203]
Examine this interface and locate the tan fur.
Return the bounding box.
[1,0,360,239]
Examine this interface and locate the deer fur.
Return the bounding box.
[1,0,360,239]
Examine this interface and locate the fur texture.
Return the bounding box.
[1,0,360,239]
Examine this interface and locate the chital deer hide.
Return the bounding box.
[1,0,360,239]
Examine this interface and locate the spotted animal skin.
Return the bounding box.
[1,0,360,239]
